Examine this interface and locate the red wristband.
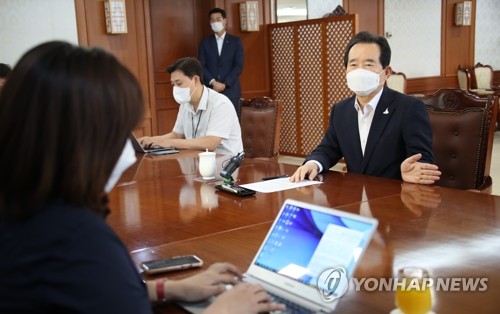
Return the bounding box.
[156,278,166,301]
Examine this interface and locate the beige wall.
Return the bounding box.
[0,0,78,66]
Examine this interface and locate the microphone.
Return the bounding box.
[220,151,245,182]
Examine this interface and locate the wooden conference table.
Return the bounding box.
[108,151,500,313]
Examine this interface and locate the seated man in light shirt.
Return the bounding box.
[139,57,242,156]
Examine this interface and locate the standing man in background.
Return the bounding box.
[198,8,244,113]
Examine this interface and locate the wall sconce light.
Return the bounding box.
[240,1,259,32]
[104,0,128,34]
[455,1,472,26]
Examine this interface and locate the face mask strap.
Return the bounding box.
[188,78,198,98]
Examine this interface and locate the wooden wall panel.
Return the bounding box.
[211,0,272,99]
[343,0,384,35]
[443,0,475,77]
[149,0,209,135]
[149,0,271,135]
[494,72,500,87]
[74,0,496,138]
[74,0,284,137]
[75,0,153,135]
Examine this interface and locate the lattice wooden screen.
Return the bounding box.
[270,15,357,156]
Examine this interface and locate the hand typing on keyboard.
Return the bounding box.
[205,283,286,314]
[158,263,285,313]
[268,291,313,314]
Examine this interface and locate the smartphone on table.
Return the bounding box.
[215,183,256,196]
[140,255,203,275]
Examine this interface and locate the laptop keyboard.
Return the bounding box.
[268,291,314,314]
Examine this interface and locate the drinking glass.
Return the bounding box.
[394,267,432,314]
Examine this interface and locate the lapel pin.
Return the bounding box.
[383,108,389,114]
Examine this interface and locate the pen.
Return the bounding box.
[262,175,288,181]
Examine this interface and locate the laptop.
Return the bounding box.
[130,133,178,155]
[180,199,378,313]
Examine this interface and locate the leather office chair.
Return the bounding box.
[239,97,283,160]
[386,71,407,93]
[460,65,498,130]
[473,63,500,130]
[420,89,497,192]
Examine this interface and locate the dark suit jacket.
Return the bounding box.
[198,33,244,110]
[306,87,434,180]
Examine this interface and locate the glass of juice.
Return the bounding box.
[394,267,432,314]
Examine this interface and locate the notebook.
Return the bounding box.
[180,199,378,313]
[130,133,178,155]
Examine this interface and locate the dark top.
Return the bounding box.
[0,200,152,313]
[198,33,244,111]
[306,87,434,180]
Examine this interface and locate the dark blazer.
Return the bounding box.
[306,87,434,180]
[198,33,244,111]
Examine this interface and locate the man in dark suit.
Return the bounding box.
[291,31,441,185]
[198,8,244,113]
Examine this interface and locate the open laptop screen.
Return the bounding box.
[130,133,178,155]
[253,201,377,288]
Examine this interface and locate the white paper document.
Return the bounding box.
[239,177,322,193]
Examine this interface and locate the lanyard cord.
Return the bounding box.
[191,110,203,138]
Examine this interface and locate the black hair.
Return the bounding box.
[209,8,226,19]
[343,31,391,68]
[0,41,144,221]
[166,57,203,81]
[0,63,11,78]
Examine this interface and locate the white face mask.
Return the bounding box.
[211,21,224,33]
[104,139,136,192]
[173,79,195,105]
[346,68,383,96]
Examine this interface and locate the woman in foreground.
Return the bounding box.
[0,41,284,314]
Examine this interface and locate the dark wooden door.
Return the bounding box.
[149,0,212,135]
